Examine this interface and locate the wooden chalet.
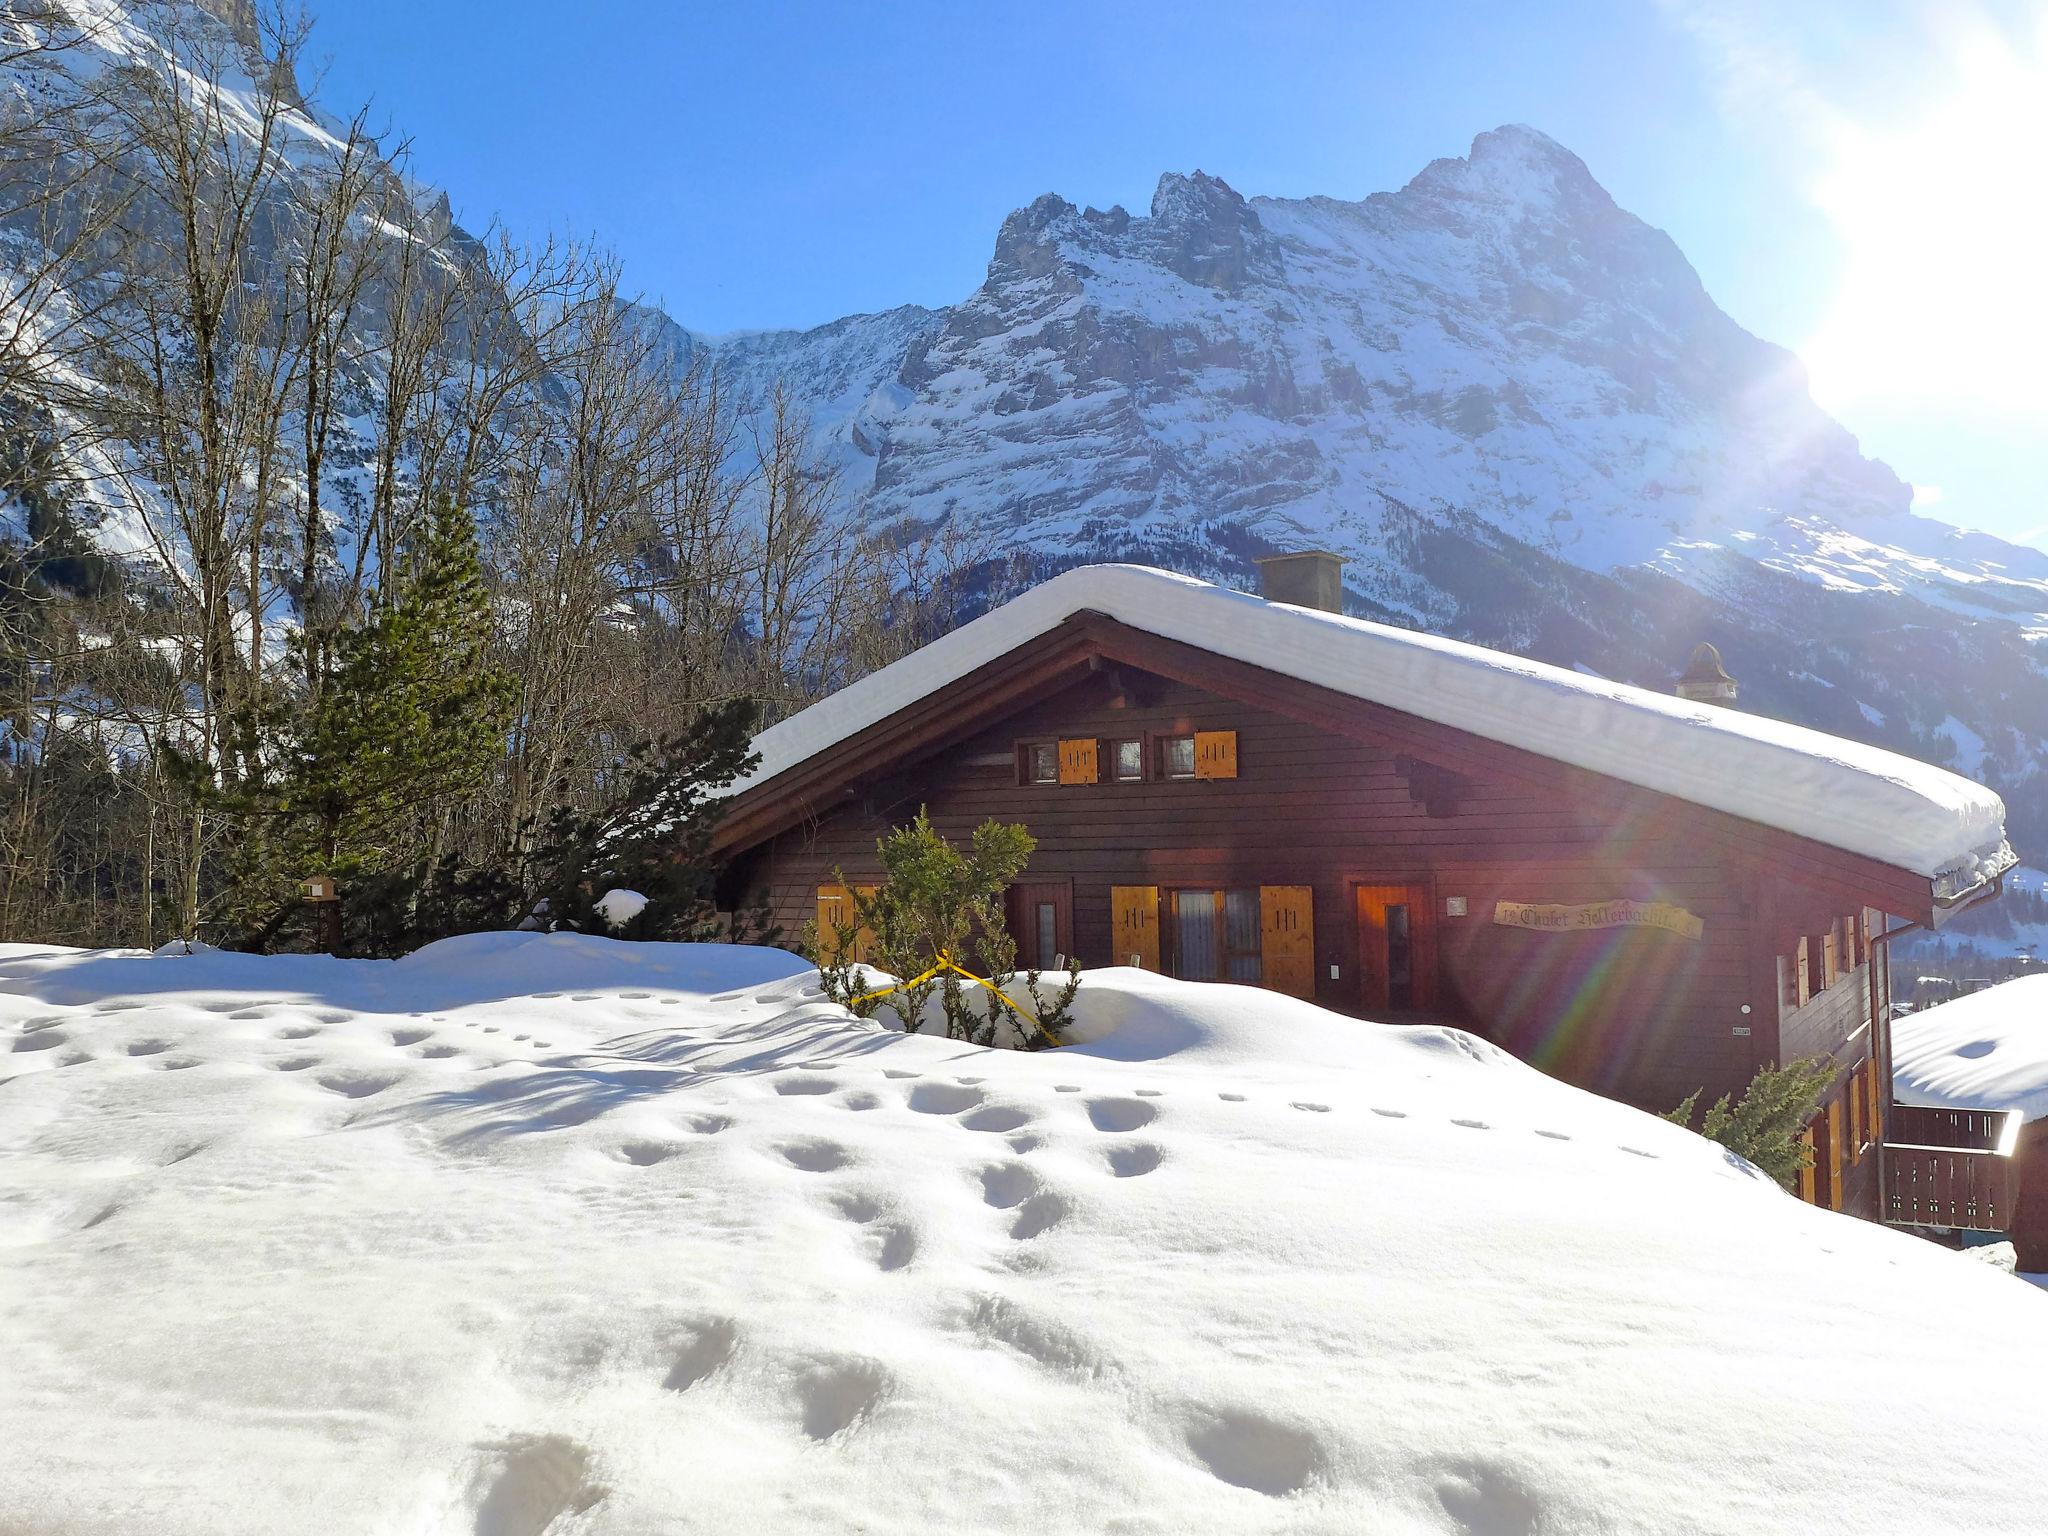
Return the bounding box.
[712,556,2014,1224]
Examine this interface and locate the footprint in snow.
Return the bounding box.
[960,1104,1033,1133]
[1182,1406,1325,1497]
[1533,1129,1571,1141]
[882,1069,920,1080]
[389,1028,432,1046]
[663,1318,739,1392]
[1054,1084,1081,1094]
[275,1025,319,1040]
[774,1075,836,1097]
[776,1138,851,1173]
[1219,1092,1246,1102]
[416,1044,462,1060]
[980,1162,1039,1210]
[907,1081,983,1115]
[1086,1098,1157,1133]
[1135,1088,1164,1098]
[687,1114,733,1136]
[614,1139,681,1167]
[569,994,601,1002]
[1291,1102,1332,1114]
[272,1056,321,1072]
[311,1009,352,1025]
[464,1434,605,1534]
[154,1056,200,1070]
[315,1069,398,1099]
[1371,1107,1408,1119]
[792,1356,889,1442]
[1451,1118,1490,1131]
[10,1030,65,1053]
[1105,1143,1163,1178]
[841,1090,880,1111]
[1619,1145,1658,1159]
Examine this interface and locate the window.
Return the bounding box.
[1022,741,1058,784]
[1161,735,1196,779]
[1168,888,1263,985]
[1112,738,1145,781]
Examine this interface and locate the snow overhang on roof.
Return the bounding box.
[732,564,2015,888]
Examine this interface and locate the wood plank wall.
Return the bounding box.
[736,670,1788,1115]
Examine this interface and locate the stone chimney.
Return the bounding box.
[1253,551,1346,614]
[1676,642,1738,705]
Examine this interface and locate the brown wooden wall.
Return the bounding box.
[734,668,1798,1116]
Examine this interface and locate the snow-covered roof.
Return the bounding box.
[1894,975,2048,1124]
[737,565,2012,886]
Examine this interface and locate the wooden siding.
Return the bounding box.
[734,668,1799,1115]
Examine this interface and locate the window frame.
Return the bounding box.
[1164,885,1264,985]
[1018,739,1060,786]
[1109,735,1148,783]
[1159,733,1197,781]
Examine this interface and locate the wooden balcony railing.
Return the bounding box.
[1884,1105,2023,1233]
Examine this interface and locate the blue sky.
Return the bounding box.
[306,0,2047,547]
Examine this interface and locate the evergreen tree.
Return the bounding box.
[228,498,515,946]
[1664,1056,1838,1190]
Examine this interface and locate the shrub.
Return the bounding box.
[1664,1056,1838,1190]
[814,808,1073,1049]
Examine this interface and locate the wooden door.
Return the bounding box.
[1010,880,1073,971]
[1111,885,1160,971]
[1356,883,1436,1015]
[1260,886,1316,999]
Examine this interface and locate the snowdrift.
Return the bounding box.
[3,933,2046,1534]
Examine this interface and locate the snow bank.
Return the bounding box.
[1894,973,2048,1124]
[733,565,2012,886]
[4,934,2047,1533]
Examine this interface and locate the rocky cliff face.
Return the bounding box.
[678,125,2048,858]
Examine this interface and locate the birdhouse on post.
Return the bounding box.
[302,875,341,954]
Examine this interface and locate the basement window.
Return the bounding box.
[1161,735,1196,780]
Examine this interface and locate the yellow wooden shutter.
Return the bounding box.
[1866,1057,1884,1148]
[816,884,850,961]
[1794,937,1811,1008]
[853,884,878,964]
[1058,738,1099,785]
[1259,885,1315,999]
[1194,730,1238,779]
[1797,1128,1817,1203]
[1848,1064,1865,1160]
[1842,913,1859,969]
[1823,925,1839,988]
[1111,885,1160,971]
[1825,1101,1843,1210]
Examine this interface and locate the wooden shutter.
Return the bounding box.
[816,883,876,962]
[1794,937,1811,1008]
[1193,730,1238,780]
[1824,1100,1843,1211]
[1848,1064,1865,1160]
[816,884,850,961]
[1866,1057,1885,1148]
[1111,885,1160,971]
[1842,913,1859,969]
[1058,738,1099,785]
[1258,885,1315,999]
[1822,925,1839,988]
[1797,1128,1817,1203]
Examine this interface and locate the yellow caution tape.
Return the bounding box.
[848,949,1062,1046]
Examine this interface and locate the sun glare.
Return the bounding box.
[1800,13,2048,419]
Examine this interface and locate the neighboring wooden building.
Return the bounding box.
[713,559,2013,1223]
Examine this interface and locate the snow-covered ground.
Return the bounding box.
[4,934,2047,1534]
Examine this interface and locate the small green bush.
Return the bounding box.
[1664,1056,1838,1190]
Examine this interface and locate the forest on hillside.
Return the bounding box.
[0,4,1005,951]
